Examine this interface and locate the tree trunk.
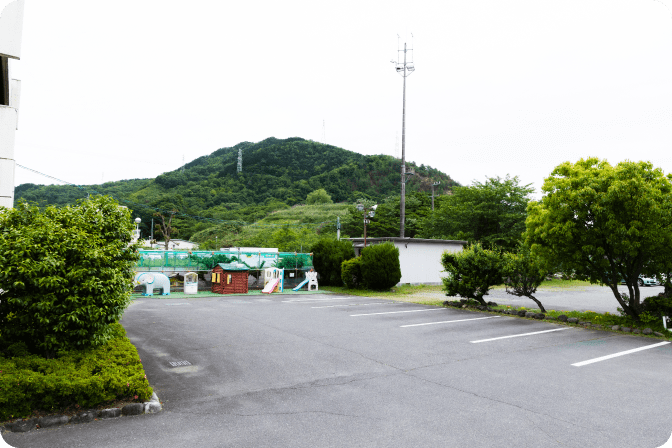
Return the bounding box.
[525,294,546,313]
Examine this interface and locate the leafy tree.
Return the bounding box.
[526,158,672,319]
[306,189,333,205]
[422,176,533,251]
[311,239,355,286]
[441,243,503,306]
[360,242,402,290]
[502,244,549,312]
[0,196,139,357]
[154,209,179,250]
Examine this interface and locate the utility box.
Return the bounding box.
[211,263,249,295]
[184,272,198,294]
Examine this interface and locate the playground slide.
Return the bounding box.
[262,279,280,294]
[292,278,309,291]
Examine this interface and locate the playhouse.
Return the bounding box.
[211,263,249,295]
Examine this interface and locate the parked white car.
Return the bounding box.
[620,276,659,287]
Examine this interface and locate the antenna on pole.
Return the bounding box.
[391,35,415,238]
[237,147,243,173]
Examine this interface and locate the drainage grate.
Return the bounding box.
[169,361,192,367]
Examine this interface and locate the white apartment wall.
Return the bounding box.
[394,241,463,285]
[0,0,25,210]
[0,0,24,59]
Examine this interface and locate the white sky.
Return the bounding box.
[10,0,672,198]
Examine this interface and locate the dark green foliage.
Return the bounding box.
[310,239,355,286]
[0,323,152,421]
[15,137,458,241]
[0,196,139,356]
[341,257,364,289]
[360,243,401,291]
[641,295,672,319]
[275,254,306,269]
[501,244,549,312]
[441,243,503,306]
[306,189,333,205]
[340,192,432,238]
[422,176,533,251]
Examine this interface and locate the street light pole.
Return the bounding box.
[431,181,441,211]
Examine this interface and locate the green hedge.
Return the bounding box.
[360,242,401,291]
[311,239,355,286]
[0,323,152,421]
[341,257,364,289]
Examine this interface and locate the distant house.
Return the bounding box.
[344,237,467,285]
[143,239,199,250]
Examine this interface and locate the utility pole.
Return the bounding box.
[431,181,440,211]
[392,37,415,237]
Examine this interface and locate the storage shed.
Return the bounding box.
[211,263,249,294]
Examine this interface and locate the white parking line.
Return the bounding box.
[572,341,671,367]
[282,297,359,303]
[470,327,570,343]
[401,316,501,327]
[312,303,397,308]
[350,309,443,317]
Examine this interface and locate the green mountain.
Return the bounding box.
[14,137,458,240]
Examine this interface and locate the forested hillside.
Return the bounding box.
[14,137,458,241]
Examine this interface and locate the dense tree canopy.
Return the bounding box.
[526,158,672,319]
[421,175,534,251]
[0,196,139,356]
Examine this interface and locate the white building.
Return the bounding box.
[0,0,25,209]
[346,237,467,285]
[142,239,200,250]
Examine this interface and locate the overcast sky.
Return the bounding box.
[10,0,672,198]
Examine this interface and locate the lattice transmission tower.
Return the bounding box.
[237,147,243,173]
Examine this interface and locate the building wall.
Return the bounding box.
[0,0,24,210]
[392,240,463,285]
[350,238,466,285]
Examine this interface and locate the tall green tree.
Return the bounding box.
[502,243,549,312]
[526,158,672,319]
[422,176,533,251]
[306,189,333,205]
[0,196,139,357]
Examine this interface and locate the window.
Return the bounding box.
[1,56,8,106]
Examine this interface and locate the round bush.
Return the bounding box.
[360,242,401,291]
[311,239,355,286]
[341,257,363,289]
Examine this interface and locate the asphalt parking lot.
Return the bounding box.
[4,292,672,448]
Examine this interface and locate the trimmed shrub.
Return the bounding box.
[360,242,401,291]
[441,243,503,306]
[0,196,139,357]
[642,295,672,318]
[341,257,363,289]
[0,323,153,421]
[311,239,355,286]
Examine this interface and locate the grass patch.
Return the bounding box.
[0,323,152,422]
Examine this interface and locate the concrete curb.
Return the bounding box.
[1,392,162,434]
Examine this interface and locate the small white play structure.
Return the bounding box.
[262,268,284,294]
[294,270,319,291]
[134,272,171,296]
[184,272,198,294]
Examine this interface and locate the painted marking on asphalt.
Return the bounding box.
[351,309,443,317]
[571,341,671,367]
[282,297,361,303]
[470,327,571,343]
[312,303,397,308]
[166,303,191,306]
[401,316,501,327]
